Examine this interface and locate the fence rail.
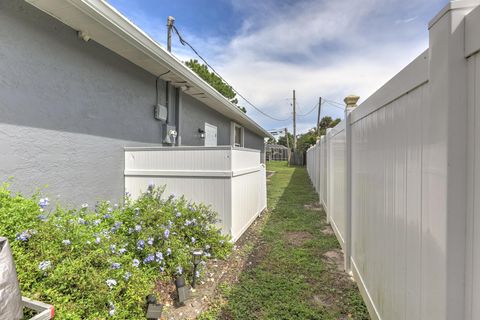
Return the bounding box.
[307,2,480,320]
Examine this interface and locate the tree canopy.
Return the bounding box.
[296,116,341,153]
[185,59,246,113]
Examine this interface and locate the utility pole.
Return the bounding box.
[285,127,291,165]
[167,16,175,52]
[292,90,297,151]
[316,97,322,136]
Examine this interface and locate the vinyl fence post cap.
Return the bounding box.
[343,95,360,108]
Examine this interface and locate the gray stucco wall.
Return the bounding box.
[244,128,266,162]
[180,93,266,160]
[0,0,163,205]
[0,0,266,206]
[179,93,231,146]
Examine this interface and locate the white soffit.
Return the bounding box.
[25,0,273,139]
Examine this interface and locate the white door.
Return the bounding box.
[204,123,217,146]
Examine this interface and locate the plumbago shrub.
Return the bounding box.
[0,183,232,319]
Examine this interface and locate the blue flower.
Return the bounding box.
[78,217,86,225]
[118,248,127,255]
[175,211,182,218]
[147,237,154,246]
[191,237,196,244]
[103,213,111,219]
[108,302,115,317]
[184,220,192,227]
[195,270,200,278]
[134,225,142,232]
[137,240,145,250]
[111,262,121,269]
[143,254,155,264]
[38,198,49,209]
[166,248,172,256]
[16,230,33,242]
[188,205,194,211]
[95,237,101,244]
[111,221,121,232]
[123,272,132,281]
[155,252,163,262]
[168,220,173,228]
[62,239,71,246]
[106,279,117,289]
[110,244,116,253]
[176,266,183,275]
[38,260,51,271]
[164,229,170,239]
[37,214,48,222]
[93,219,101,226]
[132,259,140,267]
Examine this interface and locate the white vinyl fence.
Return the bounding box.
[307,2,480,320]
[124,146,266,242]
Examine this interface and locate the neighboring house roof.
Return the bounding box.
[266,144,289,150]
[25,0,273,139]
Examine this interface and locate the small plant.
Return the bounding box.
[0,184,232,319]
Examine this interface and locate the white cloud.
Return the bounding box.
[202,0,433,132]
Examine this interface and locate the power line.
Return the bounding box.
[172,25,290,122]
[296,102,320,117]
[323,100,346,111]
[323,98,345,107]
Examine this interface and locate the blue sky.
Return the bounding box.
[108,0,447,136]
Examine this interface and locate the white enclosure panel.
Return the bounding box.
[125,147,231,172]
[125,176,231,234]
[124,146,267,242]
[330,129,346,249]
[231,148,260,171]
[230,166,267,241]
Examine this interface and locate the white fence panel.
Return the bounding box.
[305,2,480,319]
[351,83,427,320]
[466,48,480,320]
[329,122,346,250]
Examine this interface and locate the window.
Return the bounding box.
[231,122,244,147]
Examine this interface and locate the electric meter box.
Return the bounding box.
[154,104,168,122]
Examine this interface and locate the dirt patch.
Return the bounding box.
[321,225,335,236]
[161,209,271,320]
[311,294,334,307]
[323,249,345,272]
[285,231,314,246]
[303,202,322,211]
[266,171,275,179]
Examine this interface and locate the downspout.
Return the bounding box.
[175,88,182,146]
